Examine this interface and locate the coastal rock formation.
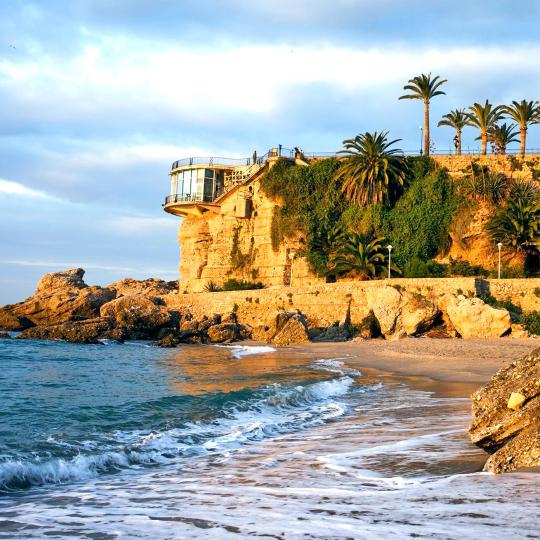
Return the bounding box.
[469,346,540,473]
[100,295,179,339]
[0,332,11,339]
[272,314,310,346]
[107,277,177,298]
[18,318,124,344]
[0,269,115,330]
[365,286,439,339]
[446,296,511,338]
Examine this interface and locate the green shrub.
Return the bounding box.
[520,311,540,335]
[447,257,489,277]
[203,281,223,292]
[478,294,522,315]
[534,287,540,298]
[222,279,265,291]
[403,258,447,278]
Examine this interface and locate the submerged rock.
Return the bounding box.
[469,346,540,473]
[0,332,11,339]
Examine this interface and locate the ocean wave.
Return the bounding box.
[0,375,360,491]
[311,358,362,377]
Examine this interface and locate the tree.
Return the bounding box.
[334,131,408,208]
[327,233,396,279]
[399,73,447,157]
[501,100,540,158]
[466,100,504,155]
[486,195,540,253]
[437,109,468,156]
[487,122,519,155]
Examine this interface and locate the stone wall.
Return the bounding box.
[165,278,540,330]
[432,154,540,180]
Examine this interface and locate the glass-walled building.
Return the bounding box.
[170,168,225,203]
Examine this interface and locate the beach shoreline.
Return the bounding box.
[282,337,540,398]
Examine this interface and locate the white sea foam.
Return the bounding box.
[216,344,277,358]
[0,375,356,490]
[312,358,362,377]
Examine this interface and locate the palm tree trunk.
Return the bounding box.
[457,128,462,157]
[424,100,430,157]
[481,131,487,155]
[520,126,527,158]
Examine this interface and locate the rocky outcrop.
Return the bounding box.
[446,296,511,338]
[365,286,440,339]
[18,318,124,344]
[0,269,115,330]
[0,332,11,339]
[272,314,310,346]
[469,347,540,473]
[107,277,177,298]
[99,295,179,339]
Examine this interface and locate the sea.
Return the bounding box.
[0,336,538,539]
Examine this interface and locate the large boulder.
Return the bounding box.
[272,314,310,346]
[0,269,115,330]
[365,286,439,339]
[446,296,511,338]
[107,277,177,299]
[207,323,240,343]
[99,295,179,338]
[469,346,540,473]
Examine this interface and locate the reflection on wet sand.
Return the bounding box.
[160,344,327,395]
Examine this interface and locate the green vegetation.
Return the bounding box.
[501,100,540,158]
[520,311,540,335]
[466,100,504,155]
[260,155,463,279]
[399,73,447,156]
[203,279,265,292]
[487,122,519,155]
[437,109,468,156]
[460,164,508,204]
[328,234,396,279]
[333,131,408,207]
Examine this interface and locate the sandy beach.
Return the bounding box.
[291,337,540,397]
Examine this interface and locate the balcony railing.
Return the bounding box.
[164,193,215,205]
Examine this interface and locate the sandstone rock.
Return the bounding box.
[365,286,439,339]
[157,333,180,348]
[508,392,526,410]
[447,296,511,338]
[469,346,540,473]
[0,269,115,330]
[207,323,239,343]
[355,311,381,340]
[35,268,86,293]
[100,295,179,338]
[272,315,310,346]
[17,318,120,344]
[510,324,530,338]
[251,324,274,342]
[107,277,177,298]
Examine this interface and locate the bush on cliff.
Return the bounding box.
[260,157,461,277]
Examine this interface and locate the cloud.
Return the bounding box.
[0,178,60,200]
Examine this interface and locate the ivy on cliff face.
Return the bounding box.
[259,157,462,277]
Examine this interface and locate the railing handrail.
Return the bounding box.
[172,148,540,170]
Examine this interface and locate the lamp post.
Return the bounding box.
[497,242,503,279]
[387,245,393,279]
[289,251,296,287]
[419,126,424,156]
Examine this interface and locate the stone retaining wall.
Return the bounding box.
[164,278,540,329]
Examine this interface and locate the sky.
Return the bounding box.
[1,0,540,303]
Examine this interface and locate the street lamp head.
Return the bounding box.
[289,251,296,260]
[497,242,503,249]
[387,245,393,251]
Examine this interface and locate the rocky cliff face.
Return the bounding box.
[177,178,321,292]
[469,346,540,473]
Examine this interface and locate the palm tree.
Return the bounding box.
[501,100,540,158]
[399,73,447,157]
[487,123,519,155]
[437,109,468,156]
[334,131,408,207]
[486,195,540,253]
[466,100,504,155]
[328,234,397,279]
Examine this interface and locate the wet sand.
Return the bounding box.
[291,337,540,397]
